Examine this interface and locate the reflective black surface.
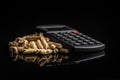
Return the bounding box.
[1,6,118,79]
[10,51,105,67]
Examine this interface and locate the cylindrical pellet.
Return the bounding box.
[48,42,63,48]
[53,48,59,54]
[36,40,44,49]
[45,37,50,42]
[46,49,53,54]
[23,49,37,54]
[29,41,38,49]
[37,49,52,54]
[9,41,18,46]
[25,36,41,41]
[60,48,69,53]
[23,40,28,48]
[39,49,47,54]
[50,44,56,49]
[40,34,50,49]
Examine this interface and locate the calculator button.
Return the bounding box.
[68,36,75,39]
[62,34,69,36]
[56,34,62,37]
[72,31,79,34]
[57,32,62,34]
[60,36,67,39]
[91,39,97,41]
[83,39,90,42]
[51,33,57,36]
[66,38,71,41]
[74,35,80,38]
[81,34,87,37]
[70,41,77,43]
[69,33,76,36]
[78,33,83,36]
[60,39,66,41]
[77,40,83,43]
[74,43,81,46]
[79,37,85,40]
[64,32,69,34]
[72,38,79,41]
[67,41,75,45]
[65,32,70,33]
[95,41,100,44]
[81,42,88,45]
[88,42,95,45]
[50,33,54,35]
[86,36,92,39]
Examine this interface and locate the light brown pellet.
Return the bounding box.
[48,42,63,48]
[37,49,52,54]
[25,36,41,41]
[23,49,37,54]
[53,48,59,54]
[23,40,28,48]
[29,41,38,49]
[36,40,44,49]
[45,37,50,42]
[40,34,50,49]
[9,32,70,56]
[60,48,69,54]
[50,44,56,49]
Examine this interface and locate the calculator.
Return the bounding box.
[36,25,105,52]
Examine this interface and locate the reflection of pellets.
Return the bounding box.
[32,57,37,62]
[10,47,18,54]
[18,55,24,60]
[39,60,47,67]
[24,56,37,62]
[56,58,62,62]
[60,48,69,53]
[36,40,44,49]
[12,54,19,61]
[17,47,24,52]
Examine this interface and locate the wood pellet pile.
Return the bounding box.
[9,33,69,55]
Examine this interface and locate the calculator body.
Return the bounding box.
[36,25,105,52]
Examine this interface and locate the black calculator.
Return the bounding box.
[36,25,105,52]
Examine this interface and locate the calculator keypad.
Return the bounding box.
[51,31,101,47]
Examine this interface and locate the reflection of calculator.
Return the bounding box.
[36,25,105,52]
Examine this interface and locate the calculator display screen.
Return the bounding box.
[46,27,72,31]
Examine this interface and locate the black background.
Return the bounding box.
[0,2,119,80]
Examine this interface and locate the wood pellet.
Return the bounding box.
[9,32,69,55]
